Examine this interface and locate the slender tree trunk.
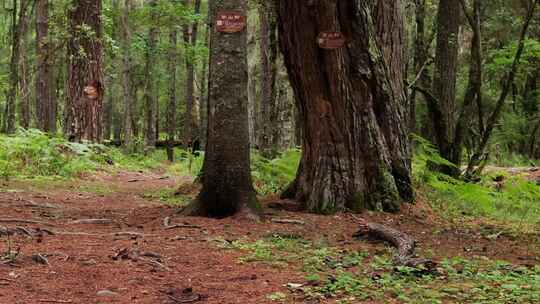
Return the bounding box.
[66,0,104,143]
[183,0,261,219]
[5,0,31,133]
[183,0,202,149]
[144,0,158,148]
[36,0,56,133]
[466,0,537,177]
[19,0,31,129]
[258,0,278,157]
[410,0,430,134]
[428,0,461,173]
[199,13,210,149]
[453,0,483,166]
[279,0,413,213]
[121,0,134,150]
[167,29,178,161]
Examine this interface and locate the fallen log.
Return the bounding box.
[353,220,436,270]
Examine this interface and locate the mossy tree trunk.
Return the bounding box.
[278,0,413,213]
[66,0,104,143]
[183,0,261,219]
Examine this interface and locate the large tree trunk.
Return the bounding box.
[144,0,158,148]
[183,0,202,149]
[36,0,56,134]
[121,0,134,150]
[66,0,104,143]
[258,0,278,157]
[166,28,178,161]
[278,0,413,213]
[183,0,261,219]
[430,0,461,172]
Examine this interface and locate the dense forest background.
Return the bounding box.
[0,0,535,164]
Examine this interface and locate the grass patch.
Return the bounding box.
[141,188,188,206]
[413,135,540,230]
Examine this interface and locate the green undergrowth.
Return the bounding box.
[0,129,185,180]
[413,135,540,230]
[221,236,540,303]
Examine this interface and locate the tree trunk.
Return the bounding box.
[19,0,31,130]
[121,0,134,150]
[167,28,178,161]
[144,0,158,148]
[199,13,210,149]
[5,0,31,133]
[66,0,104,143]
[410,0,430,134]
[183,0,261,219]
[430,0,461,173]
[258,0,278,157]
[453,0,483,167]
[278,0,413,213]
[466,0,537,177]
[183,0,202,149]
[36,0,56,134]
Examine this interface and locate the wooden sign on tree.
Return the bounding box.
[216,11,246,33]
[317,31,346,49]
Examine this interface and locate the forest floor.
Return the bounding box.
[0,168,539,304]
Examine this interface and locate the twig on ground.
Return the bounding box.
[270,218,306,225]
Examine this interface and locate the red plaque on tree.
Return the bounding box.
[216,11,246,33]
[317,31,346,49]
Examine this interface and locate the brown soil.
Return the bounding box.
[0,170,538,304]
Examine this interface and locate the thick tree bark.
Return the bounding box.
[429,0,461,173]
[121,0,134,150]
[36,0,56,133]
[278,0,413,213]
[258,0,278,157]
[66,0,104,143]
[144,0,158,148]
[183,0,202,149]
[167,29,178,162]
[183,0,261,219]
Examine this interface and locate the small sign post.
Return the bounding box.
[216,11,246,33]
[317,31,346,50]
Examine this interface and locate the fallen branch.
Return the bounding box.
[353,220,436,270]
[0,218,53,226]
[165,224,201,230]
[69,219,113,225]
[270,218,305,225]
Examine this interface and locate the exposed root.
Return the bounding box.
[354,219,436,271]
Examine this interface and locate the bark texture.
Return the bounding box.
[144,0,158,148]
[430,0,461,173]
[167,28,178,161]
[183,0,202,149]
[36,0,56,133]
[66,0,104,143]
[278,0,413,213]
[121,0,134,150]
[184,0,261,219]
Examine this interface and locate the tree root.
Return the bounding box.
[353,219,436,271]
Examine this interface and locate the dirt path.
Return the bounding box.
[0,170,538,303]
